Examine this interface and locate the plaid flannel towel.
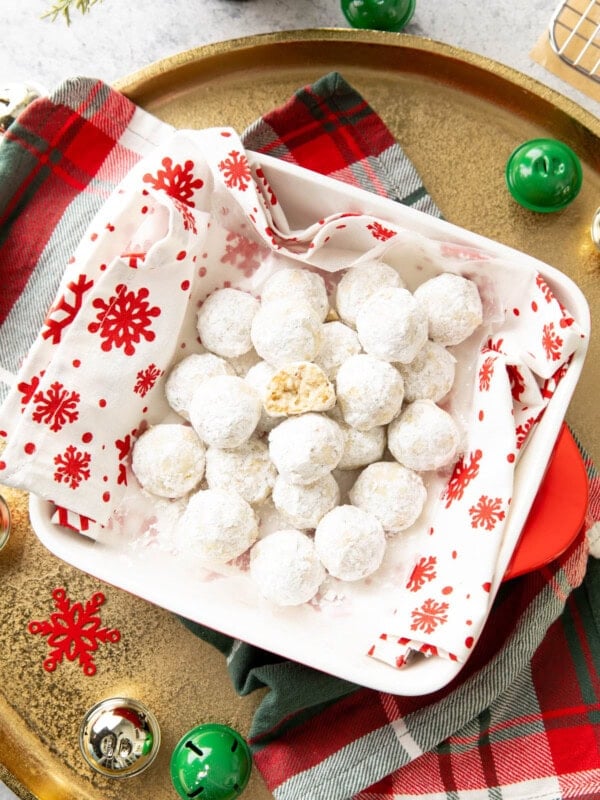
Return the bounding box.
[1,72,599,800]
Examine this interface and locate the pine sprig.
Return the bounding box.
[42,0,104,24]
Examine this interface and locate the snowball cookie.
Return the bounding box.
[315,505,386,581]
[337,420,386,470]
[261,268,329,321]
[165,352,234,420]
[272,473,340,529]
[349,461,427,533]
[226,348,261,377]
[336,354,404,431]
[264,361,335,417]
[179,488,258,563]
[189,375,261,448]
[356,286,428,364]
[388,400,461,472]
[268,412,344,485]
[396,340,456,403]
[205,437,277,505]
[251,299,322,367]
[197,287,259,358]
[335,260,404,328]
[250,529,326,606]
[314,321,361,380]
[414,272,483,346]
[131,424,206,499]
[244,360,279,434]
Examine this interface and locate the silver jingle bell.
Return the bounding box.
[0,495,10,552]
[79,697,161,778]
[0,83,46,134]
[591,207,600,252]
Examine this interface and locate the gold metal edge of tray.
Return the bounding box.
[114,28,600,137]
[2,30,599,800]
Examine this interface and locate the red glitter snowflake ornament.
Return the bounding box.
[28,588,121,676]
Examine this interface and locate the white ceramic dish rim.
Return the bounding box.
[28,152,591,695]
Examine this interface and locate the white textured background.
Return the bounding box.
[0,1,597,798]
[0,0,598,115]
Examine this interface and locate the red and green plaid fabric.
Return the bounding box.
[1,71,599,800]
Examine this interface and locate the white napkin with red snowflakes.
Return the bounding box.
[0,127,587,668]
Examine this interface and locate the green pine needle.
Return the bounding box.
[42,0,104,24]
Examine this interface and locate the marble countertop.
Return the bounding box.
[0,3,597,799]
[1,0,598,118]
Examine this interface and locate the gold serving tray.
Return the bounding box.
[1,30,599,800]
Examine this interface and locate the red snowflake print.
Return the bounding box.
[27,587,120,676]
[478,355,495,391]
[468,495,506,531]
[18,371,44,408]
[221,232,263,277]
[541,322,563,362]
[120,251,147,268]
[42,274,94,344]
[142,157,203,206]
[410,598,449,634]
[254,167,278,206]
[535,273,554,303]
[516,415,539,449]
[32,381,80,432]
[507,364,526,402]
[88,284,161,356]
[484,337,505,355]
[406,556,437,592]
[442,449,483,508]
[440,243,487,261]
[541,360,570,400]
[174,199,198,233]
[367,221,396,241]
[53,445,91,489]
[134,363,162,397]
[218,150,252,191]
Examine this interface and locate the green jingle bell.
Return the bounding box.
[341,0,416,32]
[170,723,252,800]
[505,138,582,213]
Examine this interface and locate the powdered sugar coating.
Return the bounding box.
[314,321,362,380]
[251,299,322,366]
[197,287,260,358]
[261,268,329,321]
[165,353,234,421]
[414,273,483,346]
[336,354,404,431]
[205,437,277,504]
[349,461,427,533]
[227,348,262,377]
[189,375,261,448]
[178,488,258,563]
[336,419,386,470]
[131,424,206,499]
[396,340,456,403]
[356,286,428,364]
[272,473,340,529]
[250,529,326,606]
[335,261,404,328]
[387,400,461,472]
[244,360,280,434]
[314,505,386,581]
[268,413,344,485]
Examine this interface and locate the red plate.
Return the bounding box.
[503,424,588,580]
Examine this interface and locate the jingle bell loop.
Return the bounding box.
[0,495,10,552]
